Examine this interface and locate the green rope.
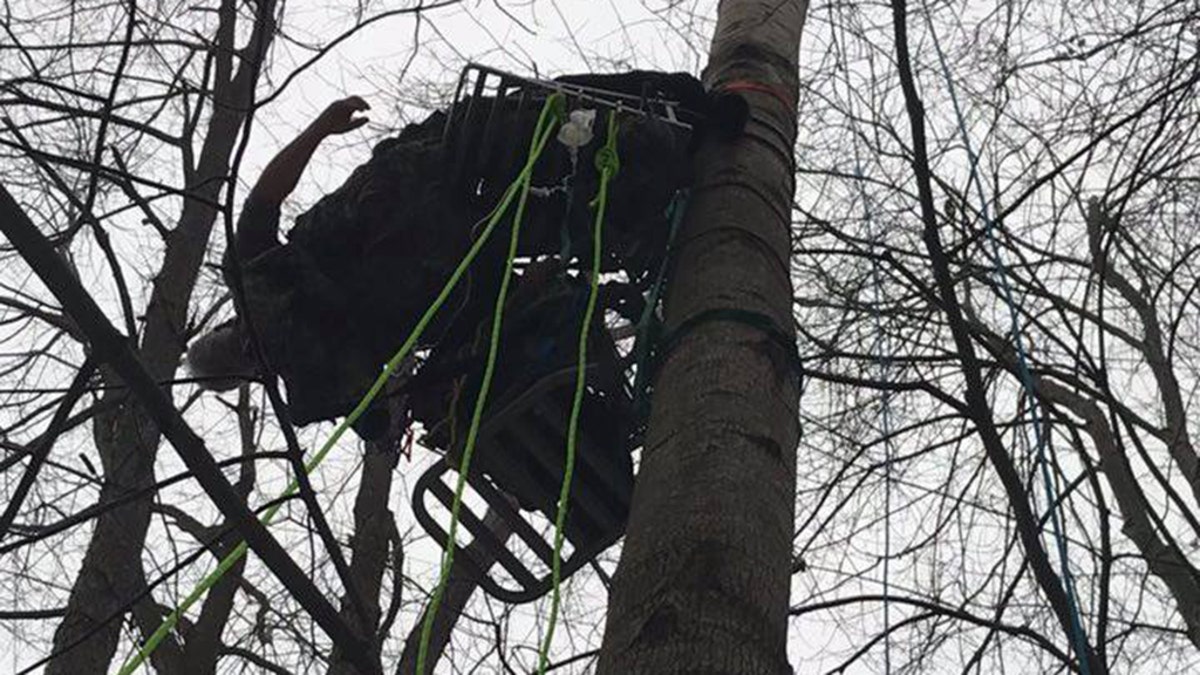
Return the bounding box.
[535,109,620,675]
[120,94,566,675]
[414,94,567,675]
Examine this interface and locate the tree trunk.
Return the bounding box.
[596,2,808,673]
[329,446,399,675]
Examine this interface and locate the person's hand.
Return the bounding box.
[310,96,370,136]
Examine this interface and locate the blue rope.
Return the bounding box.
[919,6,1092,671]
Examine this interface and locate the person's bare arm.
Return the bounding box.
[230,97,370,262]
[247,96,371,206]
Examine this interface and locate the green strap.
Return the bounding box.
[655,307,801,375]
[631,188,688,418]
[120,94,566,675]
[414,94,567,675]
[536,109,620,675]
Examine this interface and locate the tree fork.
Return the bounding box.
[597,1,808,673]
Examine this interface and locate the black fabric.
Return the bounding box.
[225,196,384,426]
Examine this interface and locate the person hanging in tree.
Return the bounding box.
[186,72,740,443]
[185,96,399,438]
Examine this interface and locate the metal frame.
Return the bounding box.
[443,62,694,143]
[411,365,633,604]
[441,62,693,192]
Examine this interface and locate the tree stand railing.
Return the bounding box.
[441,62,693,194]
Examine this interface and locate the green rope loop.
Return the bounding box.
[593,145,620,177]
[547,91,569,125]
[120,94,566,675]
[589,118,620,211]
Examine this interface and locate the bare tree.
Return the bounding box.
[5,0,1200,673]
[788,0,1200,671]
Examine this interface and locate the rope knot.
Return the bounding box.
[594,146,620,177]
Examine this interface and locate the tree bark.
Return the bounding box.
[597,2,808,673]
